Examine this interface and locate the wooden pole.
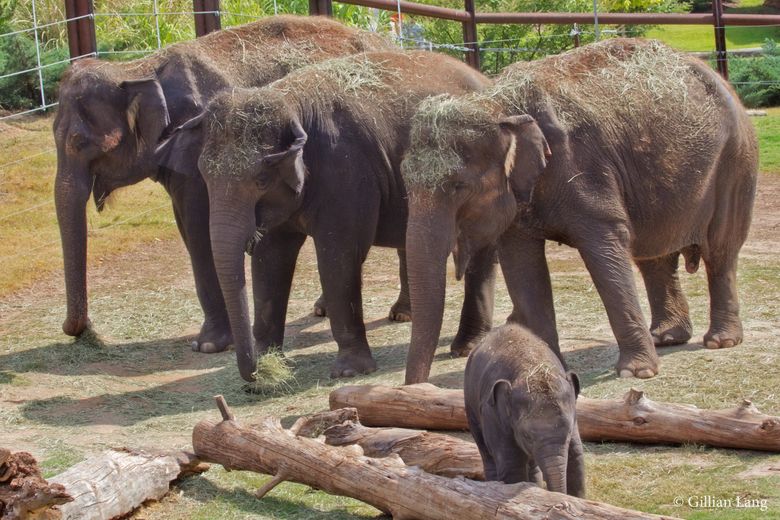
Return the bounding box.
[193,398,679,520]
[330,384,780,452]
[74,0,96,57]
[193,0,207,37]
[63,0,81,59]
[712,0,729,79]
[462,0,480,69]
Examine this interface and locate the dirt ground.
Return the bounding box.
[1,173,779,518]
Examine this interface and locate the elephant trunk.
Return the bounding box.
[54,155,93,337]
[537,444,569,495]
[209,192,258,382]
[404,201,455,384]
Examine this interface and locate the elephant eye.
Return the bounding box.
[453,181,469,191]
[255,177,271,191]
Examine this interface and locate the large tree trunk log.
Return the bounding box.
[330,384,780,452]
[0,448,71,520]
[193,396,678,520]
[324,420,484,480]
[49,449,208,520]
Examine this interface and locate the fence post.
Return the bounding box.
[64,0,96,58]
[309,0,334,16]
[194,0,221,37]
[712,0,728,79]
[462,0,480,70]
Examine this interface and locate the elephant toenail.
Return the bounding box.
[619,369,634,378]
[705,340,720,349]
[191,341,200,352]
[637,369,656,379]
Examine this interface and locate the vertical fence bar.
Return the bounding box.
[572,23,580,47]
[309,0,333,16]
[64,0,81,58]
[712,0,728,79]
[205,0,221,33]
[30,0,47,109]
[153,0,162,49]
[462,0,480,70]
[193,0,206,37]
[74,0,96,56]
[592,0,600,40]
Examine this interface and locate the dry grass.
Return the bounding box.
[0,114,778,519]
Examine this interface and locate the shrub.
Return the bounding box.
[728,39,780,108]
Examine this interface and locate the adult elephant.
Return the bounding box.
[401,39,758,383]
[53,15,396,353]
[156,51,495,381]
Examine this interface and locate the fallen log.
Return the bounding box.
[0,448,72,519]
[193,396,678,520]
[50,449,208,520]
[330,384,780,452]
[324,420,484,480]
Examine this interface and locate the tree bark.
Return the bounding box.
[323,420,484,480]
[193,396,677,520]
[330,384,780,452]
[0,448,71,520]
[50,449,208,520]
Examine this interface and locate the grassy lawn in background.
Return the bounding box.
[647,0,780,51]
[1,105,779,519]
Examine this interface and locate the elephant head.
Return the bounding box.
[53,60,170,337]
[156,89,306,381]
[401,94,551,383]
[488,369,583,496]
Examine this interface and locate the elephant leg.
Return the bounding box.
[314,237,377,378]
[577,225,659,378]
[637,253,692,346]
[313,292,327,317]
[450,246,497,357]
[251,230,307,353]
[498,233,561,359]
[466,414,498,481]
[566,426,586,498]
[388,249,412,323]
[702,250,742,349]
[169,177,232,354]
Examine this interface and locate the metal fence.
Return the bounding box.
[1,0,779,124]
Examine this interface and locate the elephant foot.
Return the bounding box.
[650,318,692,347]
[616,348,659,379]
[703,322,743,349]
[330,348,377,378]
[313,294,327,317]
[450,330,489,358]
[388,299,412,322]
[63,315,91,337]
[192,321,233,353]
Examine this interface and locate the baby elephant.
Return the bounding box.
[464,324,584,497]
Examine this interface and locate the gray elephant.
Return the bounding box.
[52,15,397,354]
[465,323,584,496]
[401,38,758,383]
[156,51,495,381]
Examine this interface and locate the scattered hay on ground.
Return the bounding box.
[247,352,296,396]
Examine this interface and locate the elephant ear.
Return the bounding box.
[261,119,308,195]
[499,114,551,201]
[487,379,514,424]
[155,112,206,176]
[121,78,170,153]
[567,371,581,399]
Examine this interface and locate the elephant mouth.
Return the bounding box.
[452,240,471,281]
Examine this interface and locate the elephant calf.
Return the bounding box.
[402,38,758,383]
[157,51,494,381]
[465,323,584,497]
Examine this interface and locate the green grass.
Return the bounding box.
[647,0,780,51]
[755,107,780,173]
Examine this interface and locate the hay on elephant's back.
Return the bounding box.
[201,55,405,178]
[404,38,723,190]
[494,38,720,133]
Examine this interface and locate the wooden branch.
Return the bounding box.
[290,407,360,437]
[192,398,678,520]
[0,448,72,520]
[50,449,208,520]
[330,384,780,452]
[323,421,484,480]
